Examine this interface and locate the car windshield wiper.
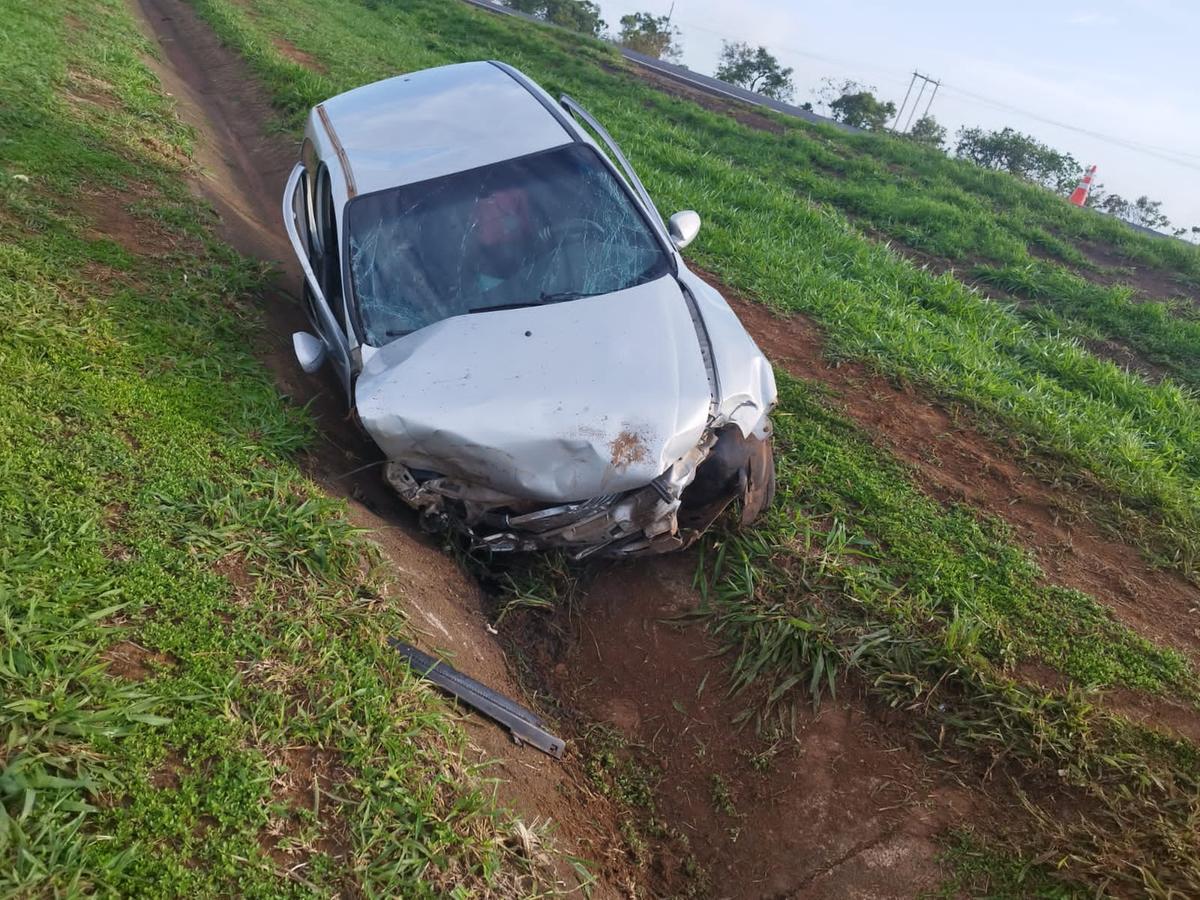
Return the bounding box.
[469,301,542,313]
[470,291,588,314]
[538,290,588,303]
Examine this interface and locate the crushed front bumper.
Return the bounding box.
[383,426,774,559]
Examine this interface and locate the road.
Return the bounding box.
[460,0,859,133]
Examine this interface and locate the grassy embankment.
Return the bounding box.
[180,0,1200,892]
[710,123,1200,390]
[0,0,564,895]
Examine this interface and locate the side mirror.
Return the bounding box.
[292,331,327,374]
[668,210,701,250]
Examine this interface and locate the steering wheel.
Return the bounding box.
[528,217,609,288]
[550,216,608,248]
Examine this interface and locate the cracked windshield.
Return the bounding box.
[347,142,671,343]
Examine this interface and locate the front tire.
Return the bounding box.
[679,426,775,528]
[740,434,775,525]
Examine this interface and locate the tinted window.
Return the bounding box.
[346,143,670,344]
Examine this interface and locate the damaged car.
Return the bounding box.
[282,60,776,558]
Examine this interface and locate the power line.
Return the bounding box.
[892,71,941,133]
[937,84,1200,172]
[599,0,1200,172]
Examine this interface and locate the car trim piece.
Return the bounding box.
[316,103,357,199]
[487,60,578,140]
[389,639,565,759]
[284,164,332,318]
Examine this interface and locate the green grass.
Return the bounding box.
[741,125,1200,387]
[711,376,1195,700]
[935,830,1079,899]
[172,0,1200,892]
[853,131,1200,282]
[0,0,558,894]
[973,260,1200,389]
[579,725,708,892]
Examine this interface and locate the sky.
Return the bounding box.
[594,0,1200,232]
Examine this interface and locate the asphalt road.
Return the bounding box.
[460,0,857,133]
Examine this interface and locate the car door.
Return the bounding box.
[283,161,354,401]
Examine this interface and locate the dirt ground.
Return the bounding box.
[554,556,976,897]
[120,1,1199,893]
[1073,238,1200,305]
[627,62,788,136]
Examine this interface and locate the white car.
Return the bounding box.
[282,61,776,558]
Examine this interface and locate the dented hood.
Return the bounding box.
[355,277,712,502]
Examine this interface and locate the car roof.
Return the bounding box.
[319,61,575,198]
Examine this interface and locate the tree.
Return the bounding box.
[829,91,897,131]
[954,126,1081,194]
[1090,190,1173,232]
[506,0,605,37]
[813,78,867,111]
[908,114,947,149]
[1092,191,1132,219]
[617,12,681,61]
[1131,195,1171,230]
[1084,182,1108,209]
[811,77,895,131]
[715,42,794,102]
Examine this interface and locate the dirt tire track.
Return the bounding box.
[130,0,629,892]
[560,557,972,897]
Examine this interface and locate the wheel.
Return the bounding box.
[679,426,775,528]
[741,434,775,525]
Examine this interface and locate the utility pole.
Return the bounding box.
[903,77,929,132]
[891,70,941,134]
[892,73,917,132]
[921,79,939,121]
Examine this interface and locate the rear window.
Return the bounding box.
[346,143,670,344]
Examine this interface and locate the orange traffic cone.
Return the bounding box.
[1070,165,1097,206]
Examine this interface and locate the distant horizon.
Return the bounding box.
[594,0,1200,234]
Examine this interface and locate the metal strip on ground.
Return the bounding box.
[389,639,566,759]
